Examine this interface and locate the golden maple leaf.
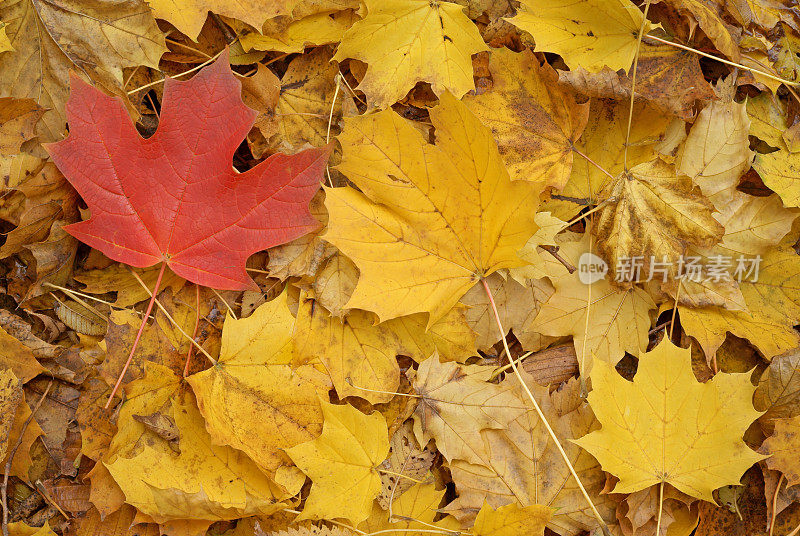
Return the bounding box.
[286,400,390,524]
[187,291,330,476]
[324,92,542,324]
[105,364,288,523]
[463,47,589,190]
[333,0,488,107]
[508,0,655,73]
[574,338,764,501]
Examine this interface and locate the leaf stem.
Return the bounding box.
[571,145,616,182]
[645,34,799,87]
[480,278,611,536]
[377,468,424,484]
[656,480,664,536]
[624,0,653,171]
[127,267,217,366]
[127,48,227,95]
[106,263,166,408]
[769,474,784,536]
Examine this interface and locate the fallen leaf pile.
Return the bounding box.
[3,1,800,536]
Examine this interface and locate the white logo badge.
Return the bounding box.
[578,252,608,285]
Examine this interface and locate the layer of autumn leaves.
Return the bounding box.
[4,0,800,535]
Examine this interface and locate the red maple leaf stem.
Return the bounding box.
[105,262,167,408]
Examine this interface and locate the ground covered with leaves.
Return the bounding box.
[2,0,800,535]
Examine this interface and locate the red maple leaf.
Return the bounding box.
[47,50,330,291]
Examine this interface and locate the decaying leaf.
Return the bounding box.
[463,47,589,189]
[594,158,724,280]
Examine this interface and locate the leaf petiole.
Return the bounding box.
[105,262,166,408]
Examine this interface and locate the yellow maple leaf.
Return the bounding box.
[473,502,552,536]
[286,400,390,525]
[526,233,655,369]
[187,291,330,476]
[463,47,589,189]
[747,92,788,149]
[574,338,764,501]
[359,480,461,535]
[145,0,298,41]
[753,147,800,207]
[508,0,655,73]
[333,0,488,107]
[237,9,357,53]
[105,364,287,523]
[325,92,541,324]
[0,325,45,383]
[293,298,403,405]
[677,82,754,210]
[681,246,800,360]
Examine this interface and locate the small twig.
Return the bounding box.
[210,288,237,320]
[560,197,617,231]
[489,351,534,380]
[34,480,68,521]
[539,246,576,273]
[3,380,52,536]
[769,474,785,536]
[377,468,424,484]
[325,74,342,188]
[184,284,201,378]
[42,283,121,310]
[669,278,682,343]
[550,193,593,205]
[645,34,800,87]
[127,48,228,95]
[571,145,616,182]
[165,38,212,59]
[209,13,236,44]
